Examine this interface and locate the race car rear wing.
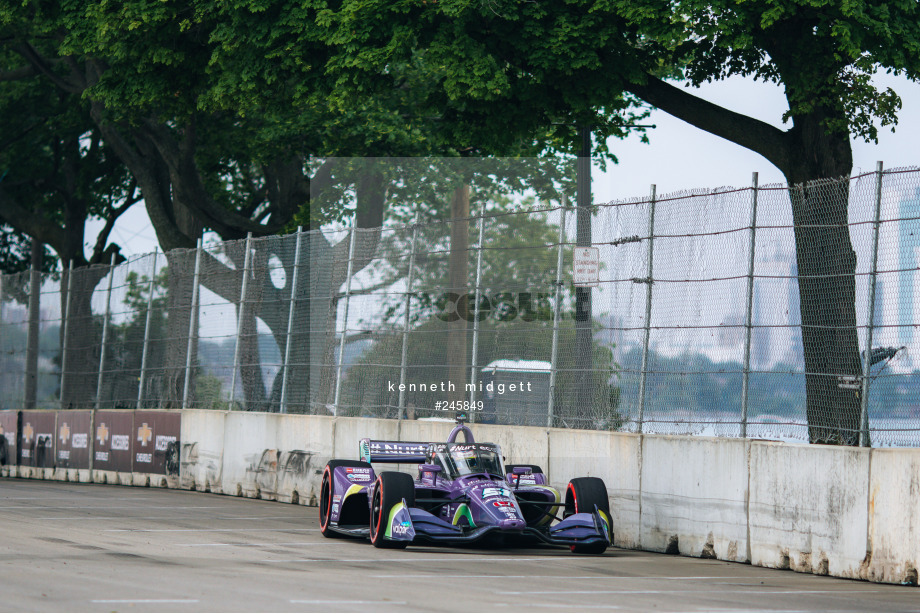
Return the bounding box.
[359,438,430,463]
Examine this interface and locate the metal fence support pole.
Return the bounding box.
[95,253,117,410]
[860,161,884,447]
[398,216,421,420]
[333,227,358,415]
[280,228,303,414]
[136,249,158,409]
[547,200,568,428]
[182,238,203,410]
[59,260,74,408]
[229,233,253,410]
[741,172,760,438]
[469,203,487,410]
[637,185,657,433]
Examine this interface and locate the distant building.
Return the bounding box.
[898,187,920,346]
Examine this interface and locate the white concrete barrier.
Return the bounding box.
[640,436,749,561]
[749,441,870,578]
[866,448,920,585]
[180,409,226,492]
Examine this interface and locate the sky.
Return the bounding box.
[92,73,920,259]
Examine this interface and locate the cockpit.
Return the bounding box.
[427,442,504,479]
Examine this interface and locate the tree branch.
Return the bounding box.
[0,64,36,81]
[15,43,82,94]
[625,74,792,174]
[0,186,66,249]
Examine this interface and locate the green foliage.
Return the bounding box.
[610,0,920,141]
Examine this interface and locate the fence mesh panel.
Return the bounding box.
[3,165,920,446]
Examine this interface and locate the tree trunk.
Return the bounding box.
[59,264,110,409]
[447,185,470,406]
[784,114,861,444]
[24,240,42,409]
[161,250,198,408]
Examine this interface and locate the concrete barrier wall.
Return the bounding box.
[2,408,918,586]
[749,441,870,578]
[640,436,749,562]
[865,448,920,584]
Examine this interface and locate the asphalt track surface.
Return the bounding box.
[1,480,917,613]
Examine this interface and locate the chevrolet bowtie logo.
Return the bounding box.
[137,423,153,446]
[96,423,109,446]
[59,423,71,444]
[23,423,34,444]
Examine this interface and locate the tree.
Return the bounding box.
[1,1,635,412]
[319,0,920,444]
[0,45,143,407]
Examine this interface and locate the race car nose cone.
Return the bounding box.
[498,518,526,531]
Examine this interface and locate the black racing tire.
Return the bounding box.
[319,459,372,538]
[504,463,544,475]
[369,471,415,549]
[564,477,611,554]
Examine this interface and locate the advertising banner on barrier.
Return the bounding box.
[54,411,92,469]
[133,411,181,475]
[0,410,17,465]
[93,410,134,472]
[19,410,56,468]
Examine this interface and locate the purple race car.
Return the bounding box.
[319,417,612,553]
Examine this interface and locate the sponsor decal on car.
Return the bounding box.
[510,474,537,485]
[491,499,514,508]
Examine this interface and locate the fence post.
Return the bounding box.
[229,233,252,410]
[398,216,421,420]
[468,203,487,412]
[333,227,358,415]
[95,253,117,410]
[280,228,303,414]
[59,260,74,408]
[136,249,158,410]
[637,185,657,433]
[860,161,884,447]
[182,238,203,410]
[547,200,568,428]
[741,172,759,438]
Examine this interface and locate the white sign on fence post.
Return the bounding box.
[573,247,599,287]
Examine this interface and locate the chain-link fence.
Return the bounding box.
[3,164,920,446]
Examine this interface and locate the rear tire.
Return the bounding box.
[319,460,372,538]
[369,472,415,549]
[564,477,611,554]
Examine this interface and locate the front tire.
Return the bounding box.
[369,472,415,549]
[565,477,611,554]
[319,460,372,538]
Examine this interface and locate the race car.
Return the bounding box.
[318,416,612,553]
